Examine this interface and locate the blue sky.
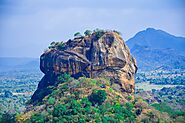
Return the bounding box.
[0,0,185,58]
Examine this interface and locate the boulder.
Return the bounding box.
[31,30,137,103]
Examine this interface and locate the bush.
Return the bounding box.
[84,30,92,36]
[141,118,150,123]
[50,41,55,46]
[57,42,65,50]
[88,90,107,105]
[127,95,132,100]
[0,113,16,123]
[48,41,55,49]
[125,102,134,110]
[74,32,82,38]
[93,28,105,39]
[109,88,113,92]
[30,113,45,123]
[58,73,71,83]
[48,41,65,50]
[53,104,67,117]
[90,79,97,85]
[48,97,55,105]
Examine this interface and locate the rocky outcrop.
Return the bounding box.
[31,30,137,103]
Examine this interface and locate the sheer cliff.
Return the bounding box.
[31,30,137,103]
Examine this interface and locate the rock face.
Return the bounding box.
[31,31,137,103]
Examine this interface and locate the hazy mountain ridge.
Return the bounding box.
[0,57,39,71]
[126,28,185,71]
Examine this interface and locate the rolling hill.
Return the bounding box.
[126,28,185,71]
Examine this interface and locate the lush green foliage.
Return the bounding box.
[93,28,105,39]
[127,95,132,100]
[57,73,71,83]
[48,41,56,49]
[48,97,55,105]
[84,30,92,36]
[88,90,107,105]
[0,112,16,123]
[151,103,185,118]
[29,113,45,123]
[48,41,65,50]
[57,42,65,50]
[108,87,113,92]
[24,76,138,123]
[28,97,136,123]
[74,32,82,37]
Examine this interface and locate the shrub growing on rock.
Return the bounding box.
[84,30,92,36]
[48,97,55,105]
[74,32,82,38]
[93,28,105,39]
[57,42,65,50]
[58,73,71,83]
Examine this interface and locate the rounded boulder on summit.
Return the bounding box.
[31,29,137,103]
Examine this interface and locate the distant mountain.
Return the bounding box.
[126,28,185,71]
[0,57,39,71]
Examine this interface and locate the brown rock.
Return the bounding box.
[31,30,137,103]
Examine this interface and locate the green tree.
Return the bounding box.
[88,90,107,105]
[57,42,65,50]
[93,28,105,39]
[30,113,45,123]
[53,104,67,117]
[58,73,71,83]
[74,32,82,37]
[127,95,132,100]
[48,41,56,49]
[48,97,55,105]
[0,113,16,123]
[84,30,92,36]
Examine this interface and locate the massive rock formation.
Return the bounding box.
[31,30,137,103]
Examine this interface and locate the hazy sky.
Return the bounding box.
[0,0,185,58]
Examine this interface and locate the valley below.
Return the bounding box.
[135,69,185,111]
[0,68,43,115]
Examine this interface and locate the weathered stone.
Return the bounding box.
[31,31,137,103]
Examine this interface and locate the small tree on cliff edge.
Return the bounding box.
[74,32,82,38]
[84,30,92,36]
